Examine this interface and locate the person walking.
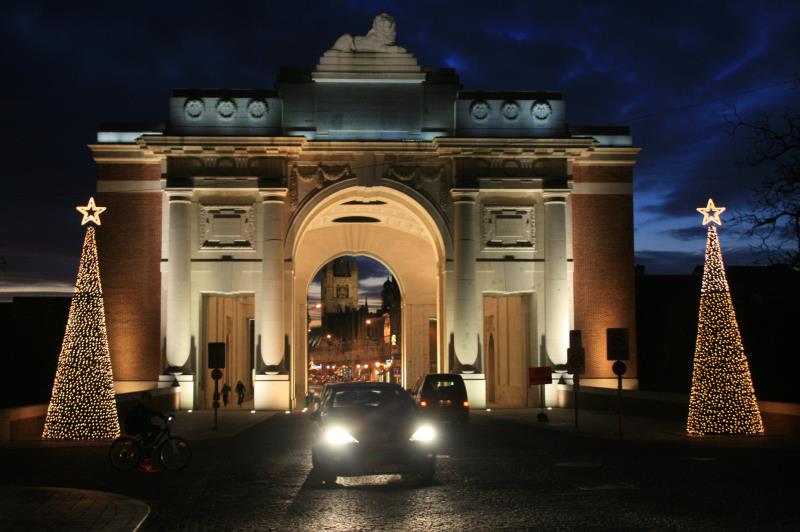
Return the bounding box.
[235,380,246,407]
[221,383,231,407]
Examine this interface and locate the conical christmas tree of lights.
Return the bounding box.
[687,199,764,435]
[42,197,121,439]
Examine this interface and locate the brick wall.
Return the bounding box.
[572,165,637,379]
[96,163,162,381]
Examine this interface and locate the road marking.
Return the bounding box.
[578,484,637,491]
[555,462,602,468]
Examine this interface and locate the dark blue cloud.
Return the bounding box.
[1,0,799,288]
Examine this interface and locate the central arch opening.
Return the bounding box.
[307,256,401,393]
[289,183,451,407]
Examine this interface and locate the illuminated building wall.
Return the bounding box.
[93,150,163,389]
[572,163,637,383]
[88,16,639,409]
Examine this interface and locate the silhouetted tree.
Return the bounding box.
[726,91,800,268]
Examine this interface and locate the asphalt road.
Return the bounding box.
[1,413,797,531]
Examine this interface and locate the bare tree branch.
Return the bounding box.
[727,82,800,269]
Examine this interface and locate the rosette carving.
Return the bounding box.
[470,100,490,121]
[216,99,237,120]
[531,100,552,121]
[247,99,268,119]
[501,101,520,120]
[184,98,204,119]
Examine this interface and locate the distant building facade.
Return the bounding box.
[89,14,639,410]
[320,257,359,314]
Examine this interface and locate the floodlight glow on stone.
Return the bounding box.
[76,196,107,226]
[696,198,725,226]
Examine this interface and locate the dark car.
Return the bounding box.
[309,382,437,486]
[411,373,469,425]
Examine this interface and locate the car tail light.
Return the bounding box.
[463,401,469,408]
[420,400,428,407]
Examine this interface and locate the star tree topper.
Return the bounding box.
[76,197,106,226]
[697,198,725,226]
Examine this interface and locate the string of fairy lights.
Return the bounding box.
[686,199,764,436]
[42,198,121,440]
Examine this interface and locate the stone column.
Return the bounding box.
[452,189,485,408]
[453,190,479,366]
[259,192,285,368]
[544,194,569,366]
[166,192,192,369]
[255,190,290,410]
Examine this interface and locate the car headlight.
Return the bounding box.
[410,424,436,443]
[323,426,359,445]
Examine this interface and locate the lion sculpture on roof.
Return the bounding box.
[331,13,406,53]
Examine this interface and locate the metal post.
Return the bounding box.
[211,367,223,431]
[617,373,622,439]
[574,373,580,429]
[612,360,626,440]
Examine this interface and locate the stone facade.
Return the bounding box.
[89,16,639,409]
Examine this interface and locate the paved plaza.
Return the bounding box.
[2,407,799,530]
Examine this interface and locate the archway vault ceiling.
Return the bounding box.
[293,188,442,306]
[303,198,431,242]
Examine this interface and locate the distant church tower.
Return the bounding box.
[321,256,359,313]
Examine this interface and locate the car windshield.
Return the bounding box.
[327,386,412,411]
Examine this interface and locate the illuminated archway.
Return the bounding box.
[306,255,400,387]
[288,180,451,404]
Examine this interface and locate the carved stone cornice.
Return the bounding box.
[434,137,597,159]
[88,143,161,164]
[139,135,307,158]
[300,141,438,156]
[571,147,641,166]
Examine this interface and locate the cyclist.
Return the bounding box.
[124,392,166,446]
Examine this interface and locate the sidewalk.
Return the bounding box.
[0,486,149,532]
[476,406,800,449]
[0,409,279,530]
[1,409,277,448]
[167,408,277,441]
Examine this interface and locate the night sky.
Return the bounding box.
[2,1,798,295]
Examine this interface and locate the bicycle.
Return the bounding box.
[109,415,192,472]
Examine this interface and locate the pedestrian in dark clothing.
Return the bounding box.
[221,383,231,407]
[235,381,246,407]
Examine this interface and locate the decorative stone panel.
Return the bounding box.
[481,206,535,249]
[288,164,353,209]
[199,206,256,249]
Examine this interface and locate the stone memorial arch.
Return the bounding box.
[90,14,639,410]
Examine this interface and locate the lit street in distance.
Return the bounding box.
[2,412,797,530]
